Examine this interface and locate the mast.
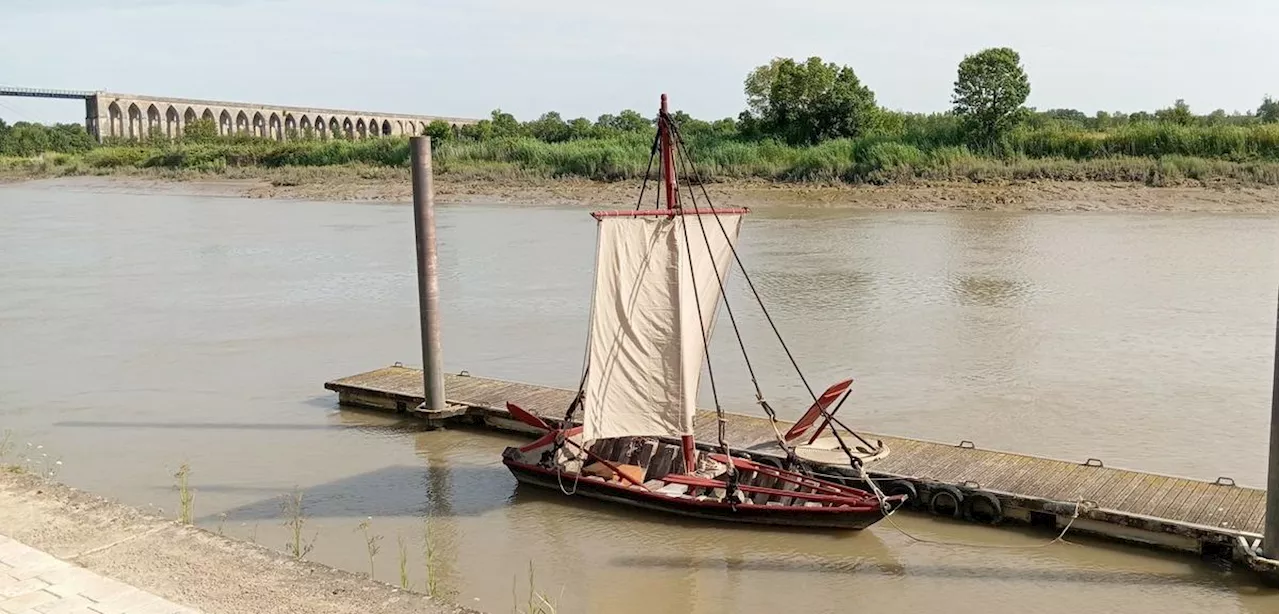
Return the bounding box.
[660,93,698,474]
[660,93,678,212]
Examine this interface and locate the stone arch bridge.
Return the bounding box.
[0,87,478,142]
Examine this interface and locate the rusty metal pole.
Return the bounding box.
[411,136,446,414]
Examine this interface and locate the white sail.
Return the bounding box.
[582,212,744,441]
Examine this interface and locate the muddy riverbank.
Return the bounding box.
[4,166,1277,212]
[0,470,478,614]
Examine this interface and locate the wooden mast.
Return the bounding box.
[659,93,699,475]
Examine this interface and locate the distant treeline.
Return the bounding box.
[0,120,96,157]
[3,48,1278,186]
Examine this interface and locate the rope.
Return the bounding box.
[850,460,1083,550]
[634,128,661,211]
[669,121,735,491]
[555,438,584,496]
[668,119,881,473]
[882,499,1083,550]
[666,117,791,457]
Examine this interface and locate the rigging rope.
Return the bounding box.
[662,110,739,499]
[668,125,790,458]
[667,118,882,473]
[634,128,661,211]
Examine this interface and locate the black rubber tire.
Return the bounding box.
[928,485,964,518]
[962,491,1004,525]
[755,455,784,470]
[883,480,918,507]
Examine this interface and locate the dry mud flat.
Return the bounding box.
[0,470,479,614]
[7,170,1278,213]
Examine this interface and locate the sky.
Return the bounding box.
[1,0,1277,125]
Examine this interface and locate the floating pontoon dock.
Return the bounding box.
[325,364,1278,582]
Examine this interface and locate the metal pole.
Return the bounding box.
[411,136,446,413]
[1263,301,1278,560]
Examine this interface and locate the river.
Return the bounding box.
[0,180,1275,613]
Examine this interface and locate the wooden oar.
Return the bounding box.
[506,402,648,489]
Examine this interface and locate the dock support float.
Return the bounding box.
[408,136,456,428]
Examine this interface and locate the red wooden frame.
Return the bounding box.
[783,379,853,443]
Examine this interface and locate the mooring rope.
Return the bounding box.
[849,460,1085,550]
[880,499,1084,550]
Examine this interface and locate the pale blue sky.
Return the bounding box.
[2,0,1277,124]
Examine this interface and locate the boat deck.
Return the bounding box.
[326,365,1266,537]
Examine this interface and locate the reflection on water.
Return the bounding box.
[948,275,1034,308]
[0,184,1275,614]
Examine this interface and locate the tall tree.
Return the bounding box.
[1155,99,1194,125]
[952,47,1031,151]
[743,57,786,117]
[752,56,879,145]
[1258,96,1279,123]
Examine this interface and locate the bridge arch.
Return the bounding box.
[268,113,282,140]
[218,110,232,136]
[316,116,328,139]
[146,104,161,137]
[342,117,354,139]
[127,103,142,140]
[252,112,266,138]
[379,119,391,136]
[284,114,296,139]
[356,118,367,139]
[183,107,198,127]
[107,102,123,139]
[234,111,249,135]
[299,115,312,138]
[165,106,180,138]
[329,117,341,137]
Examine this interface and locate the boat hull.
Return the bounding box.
[503,450,900,530]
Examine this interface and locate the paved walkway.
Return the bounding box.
[0,535,198,614]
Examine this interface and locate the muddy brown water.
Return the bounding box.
[0,182,1275,613]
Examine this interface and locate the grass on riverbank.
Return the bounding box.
[2,121,1277,187]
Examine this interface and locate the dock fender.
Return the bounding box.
[754,455,785,470]
[883,480,917,506]
[927,485,964,518]
[832,467,869,490]
[962,491,1003,525]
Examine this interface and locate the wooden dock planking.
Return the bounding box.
[324,365,1267,537]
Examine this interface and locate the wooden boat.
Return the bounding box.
[502,94,905,530]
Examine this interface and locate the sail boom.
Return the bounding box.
[591,208,750,219]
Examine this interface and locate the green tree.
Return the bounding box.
[183,118,219,142]
[754,56,879,145]
[743,58,786,116]
[526,111,570,142]
[2,122,51,156]
[612,110,652,133]
[458,120,493,141]
[951,47,1031,151]
[43,124,95,153]
[1258,96,1279,123]
[424,120,452,142]
[1155,99,1193,125]
[489,109,523,137]
[566,117,594,140]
